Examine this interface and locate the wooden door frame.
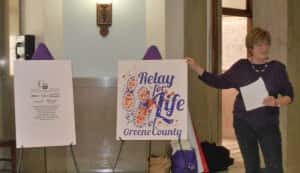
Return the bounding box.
[212,0,253,74]
[211,0,253,142]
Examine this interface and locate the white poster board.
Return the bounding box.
[14,60,76,148]
[117,60,188,140]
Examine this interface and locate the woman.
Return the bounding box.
[186,27,294,173]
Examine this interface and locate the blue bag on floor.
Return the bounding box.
[171,149,198,173]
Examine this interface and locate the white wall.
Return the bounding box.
[165,0,184,59]
[44,0,63,59]
[146,0,184,59]
[21,0,63,58]
[22,0,146,78]
[64,0,146,77]
[146,0,166,57]
[21,0,184,77]
[21,0,44,43]
[0,0,4,60]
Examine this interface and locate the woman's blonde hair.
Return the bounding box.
[246,27,271,56]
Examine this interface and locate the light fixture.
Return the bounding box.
[97,0,112,37]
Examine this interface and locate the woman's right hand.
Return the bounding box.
[185,57,205,76]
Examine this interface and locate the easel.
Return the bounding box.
[17,143,80,173]
[112,138,151,173]
[111,138,124,173]
[113,138,180,173]
[143,45,163,173]
[14,47,79,173]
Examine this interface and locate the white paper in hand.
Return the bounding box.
[240,77,269,111]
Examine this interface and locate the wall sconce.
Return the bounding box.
[97,0,112,37]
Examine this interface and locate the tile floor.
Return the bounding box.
[221,139,245,173]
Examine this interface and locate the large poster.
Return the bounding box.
[14,60,76,148]
[117,60,187,140]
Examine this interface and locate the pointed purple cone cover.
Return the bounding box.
[32,43,54,60]
[143,45,162,60]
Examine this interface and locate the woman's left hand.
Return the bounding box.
[263,96,278,107]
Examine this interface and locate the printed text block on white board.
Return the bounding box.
[14,60,76,148]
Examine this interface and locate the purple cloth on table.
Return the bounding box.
[32,43,54,60]
[143,45,162,60]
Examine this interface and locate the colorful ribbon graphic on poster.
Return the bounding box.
[117,60,187,140]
